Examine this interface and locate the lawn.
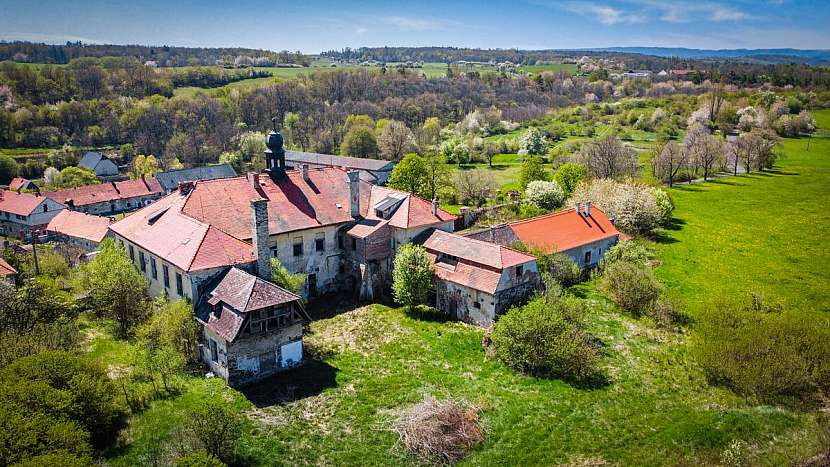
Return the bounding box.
[99,110,829,466]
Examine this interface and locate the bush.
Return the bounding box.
[649,187,674,226]
[539,254,583,287]
[553,163,586,196]
[392,396,483,464]
[175,451,227,467]
[491,296,599,380]
[693,298,830,406]
[524,180,564,210]
[600,240,655,269]
[184,399,244,463]
[600,261,661,316]
[392,244,434,311]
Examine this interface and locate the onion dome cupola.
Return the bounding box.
[264,116,286,179]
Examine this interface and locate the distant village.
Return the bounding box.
[1,129,620,387]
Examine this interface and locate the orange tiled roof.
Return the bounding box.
[46,210,112,243]
[8,178,31,191]
[45,177,162,207]
[0,257,17,276]
[508,207,620,254]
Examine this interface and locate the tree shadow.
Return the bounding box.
[760,169,799,176]
[662,217,686,231]
[673,184,704,192]
[238,360,339,408]
[404,304,453,323]
[709,178,745,187]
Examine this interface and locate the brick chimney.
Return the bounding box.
[250,199,271,281]
[178,181,195,195]
[347,170,360,218]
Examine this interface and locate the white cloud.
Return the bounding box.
[377,16,446,31]
[628,0,753,23]
[558,2,646,25]
[355,26,368,34]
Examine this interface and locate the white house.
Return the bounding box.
[0,190,65,240]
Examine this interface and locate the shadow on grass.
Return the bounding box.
[565,371,612,391]
[709,178,746,186]
[404,304,453,323]
[672,184,705,192]
[459,163,510,171]
[239,359,339,408]
[663,217,686,231]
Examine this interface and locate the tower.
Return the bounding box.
[264,117,286,180]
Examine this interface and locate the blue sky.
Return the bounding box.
[1,0,828,52]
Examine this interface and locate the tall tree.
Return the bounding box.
[579,135,638,179]
[392,244,433,311]
[652,141,687,187]
[340,126,378,158]
[388,153,428,196]
[378,120,415,161]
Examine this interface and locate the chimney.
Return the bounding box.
[575,202,581,216]
[246,172,260,188]
[347,170,360,218]
[65,198,75,209]
[490,225,497,242]
[250,199,271,281]
[301,164,309,182]
[178,181,194,195]
[585,202,591,218]
[431,198,439,216]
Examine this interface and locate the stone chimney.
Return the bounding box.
[489,225,497,242]
[302,164,309,182]
[585,202,591,218]
[250,199,271,281]
[575,202,581,216]
[431,198,439,216]
[347,170,360,218]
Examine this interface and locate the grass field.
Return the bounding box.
[96,110,830,466]
[518,63,579,75]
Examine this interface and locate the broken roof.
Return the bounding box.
[46,210,112,243]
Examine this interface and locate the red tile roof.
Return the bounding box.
[0,190,53,216]
[45,177,162,207]
[364,185,456,230]
[108,193,254,272]
[424,229,534,270]
[424,230,535,294]
[8,178,31,191]
[508,207,620,254]
[46,210,112,243]
[0,257,17,276]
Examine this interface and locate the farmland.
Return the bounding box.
[94,110,830,466]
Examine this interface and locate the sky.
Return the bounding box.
[1,0,829,52]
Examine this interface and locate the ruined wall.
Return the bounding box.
[224,322,304,387]
[434,280,497,327]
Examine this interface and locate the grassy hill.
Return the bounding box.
[97,109,830,465]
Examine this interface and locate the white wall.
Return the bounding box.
[561,236,619,268]
[270,225,344,296]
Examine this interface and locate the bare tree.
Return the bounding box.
[378,120,415,161]
[453,169,496,207]
[689,134,725,181]
[579,135,638,179]
[652,140,687,187]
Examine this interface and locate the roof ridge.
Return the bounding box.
[508,206,607,227]
[185,222,213,272]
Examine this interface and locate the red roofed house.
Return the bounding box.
[198,267,310,386]
[466,203,621,268]
[8,177,37,192]
[423,229,539,326]
[45,176,163,216]
[0,190,66,240]
[46,209,113,251]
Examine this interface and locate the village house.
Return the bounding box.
[0,190,65,240]
[78,151,120,179]
[45,177,163,215]
[46,209,112,251]
[8,177,37,192]
[466,203,621,268]
[155,164,237,193]
[285,150,396,185]
[196,267,309,387]
[421,229,539,326]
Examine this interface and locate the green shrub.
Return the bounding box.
[693,297,830,406]
[175,451,227,467]
[539,254,583,287]
[600,240,655,269]
[491,296,599,381]
[270,257,306,295]
[600,261,661,316]
[392,244,434,311]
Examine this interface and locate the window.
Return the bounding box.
[516,265,524,277]
[175,272,183,296]
[42,204,48,213]
[150,257,157,279]
[584,250,592,264]
[128,245,135,261]
[292,236,303,257]
[351,237,357,251]
[473,301,481,309]
[338,234,344,249]
[271,248,278,257]
[209,339,218,362]
[163,264,169,288]
[315,232,325,252]
[139,251,146,272]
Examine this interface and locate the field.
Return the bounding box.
[94,110,830,466]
